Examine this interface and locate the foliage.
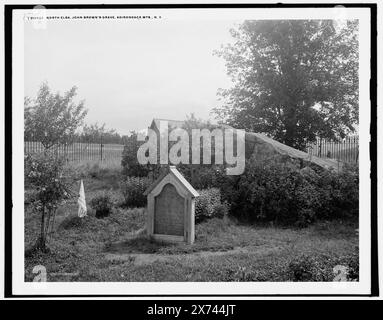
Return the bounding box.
[340,251,359,281]
[120,177,152,208]
[308,163,359,220]
[214,20,359,149]
[120,114,232,181]
[80,122,124,144]
[24,151,74,251]
[24,82,88,149]
[89,192,114,218]
[121,131,153,177]
[178,114,229,186]
[59,215,86,230]
[326,163,359,217]
[195,188,229,223]
[287,254,333,281]
[177,164,226,190]
[25,168,358,282]
[288,252,359,281]
[222,160,318,225]
[221,160,358,226]
[87,163,105,179]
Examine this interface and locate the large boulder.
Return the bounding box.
[245,132,342,171]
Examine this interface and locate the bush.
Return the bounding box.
[120,177,151,208]
[90,192,114,218]
[88,163,101,178]
[121,133,152,177]
[337,251,359,281]
[221,160,358,226]
[224,161,320,225]
[177,165,227,190]
[195,188,228,223]
[59,215,85,229]
[287,254,332,281]
[316,163,359,219]
[287,252,359,281]
[24,152,74,251]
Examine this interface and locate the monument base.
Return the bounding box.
[150,234,185,243]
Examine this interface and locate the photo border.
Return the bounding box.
[4,2,378,298]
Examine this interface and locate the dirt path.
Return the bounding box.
[105,246,281,266]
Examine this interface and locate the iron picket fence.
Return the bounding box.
[24,140,124,164]
[306,136,359,163]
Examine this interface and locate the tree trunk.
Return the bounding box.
[36,206,47,252]
[284,125,296,148]
[40,206,45,242]
[283,105,297,148]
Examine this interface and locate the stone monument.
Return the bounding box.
[144,166,199,244]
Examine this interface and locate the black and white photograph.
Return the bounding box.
[3,1,379,299]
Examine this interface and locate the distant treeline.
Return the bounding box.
[75,123,127,144]
[25,122,128,145]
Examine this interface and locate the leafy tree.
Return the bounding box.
[25,152,74,252]
[214,20,358,150]
[80,123,124,144]
[24,82,88,149]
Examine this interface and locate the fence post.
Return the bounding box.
[100,136,103,162]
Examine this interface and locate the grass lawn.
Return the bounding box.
[24,168,358,282]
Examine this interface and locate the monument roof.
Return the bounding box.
[144,166,199,197]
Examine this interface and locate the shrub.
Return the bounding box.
[224,161,319,225]
[90,192,114,218]
[287,254,333,281]
[121,133,152,177]
[318,163,359,219]
[59,215,85,229]
[213,202,230,219]
[287,252,359,282]
[195,188,228,223]
[120,177,151,208]
[88,163,101,178]
[177,165,227,190]
[221,159,358,226]
[345,254,359,281]
[337,251,359,281]
[24,152,73,251]
[300,163,359,221]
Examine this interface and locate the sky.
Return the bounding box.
[24,15,238,135]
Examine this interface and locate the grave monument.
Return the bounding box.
[144,166,199,244]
